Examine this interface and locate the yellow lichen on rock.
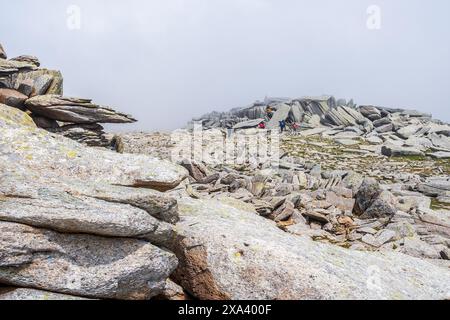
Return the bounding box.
[66,150,78,159]
[0,104,36,128]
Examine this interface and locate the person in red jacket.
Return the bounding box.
[258,121,266,129]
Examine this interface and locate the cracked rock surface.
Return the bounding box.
[0,104,187,299]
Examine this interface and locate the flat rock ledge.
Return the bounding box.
[174,198,450,300]
[0,221,177,300]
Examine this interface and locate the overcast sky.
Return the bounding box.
[1,0,449,131]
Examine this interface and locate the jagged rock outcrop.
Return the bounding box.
[25,95,136,124]
[189,95,449,159]
[0,43,135,147]
[0,58,36,78]
[10,55,40,67]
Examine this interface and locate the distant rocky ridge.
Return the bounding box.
[0,43,135,147]
[190,95,443,132]
[189,95,450,160]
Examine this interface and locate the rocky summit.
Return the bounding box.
[0,44,135,147]
[1,42,450,300]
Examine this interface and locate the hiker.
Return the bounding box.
[266,106,274,120]
[258,121,266,129]
[279,120,286,133]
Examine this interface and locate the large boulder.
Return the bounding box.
[358,105,381,121]
[396,125,422,139]
[341,171,364,195]
[404,137,433,150]
[362,191,397,219]
[0,105,188,299]
[373,118,391,128]
[417,177,450,197]
[266,104,291,129]
[173,198,450,300]
[290,102,304,122]
[0,88,28,109]
[381,145,424,157]
[354,178,396,219]
[29,74,53,96]
[323,106,364,127]
[299,96,335,116]
[0,221,177,300]
[324,106,356,126]
[0,176,178,248]
[25,95,137,124]
[0,103,36,128]
[375,123,394,133]
[14,69,63,95]
[429,133,450,150]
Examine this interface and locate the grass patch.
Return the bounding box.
[395,155,429,162]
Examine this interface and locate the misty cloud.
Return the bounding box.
[1,0,449,131]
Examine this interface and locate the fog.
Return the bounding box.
[2,0,449,131]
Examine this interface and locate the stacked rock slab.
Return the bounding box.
[189,95,450,166]
[0,43,135,147]
[0,104,188,299]
[189,95,447,141]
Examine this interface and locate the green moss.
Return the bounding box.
[431,198,450,211]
